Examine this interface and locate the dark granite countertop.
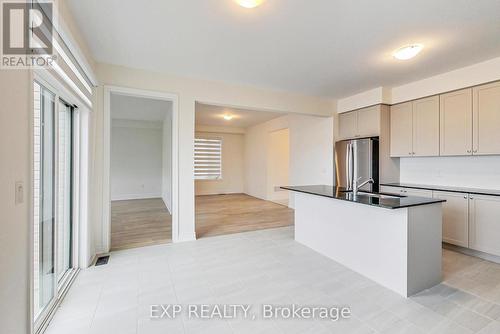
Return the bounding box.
[281,185,445,209]
[381,183,500,197]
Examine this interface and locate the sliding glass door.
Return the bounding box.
[33,81,78,329]
[56,101,74,284]
[33,81,56,321]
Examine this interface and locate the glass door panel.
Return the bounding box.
[56,101,73,283]
[33,81,56,321]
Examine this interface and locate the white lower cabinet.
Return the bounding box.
[469,194,500,257]
[380,186,433,198]
[380,185,404,195]
[433,191,469,247]
[404,188,433,198]
[381,186,500,257]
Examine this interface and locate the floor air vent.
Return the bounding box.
[95,256,110,266]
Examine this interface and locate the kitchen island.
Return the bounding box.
[282,185,445,297]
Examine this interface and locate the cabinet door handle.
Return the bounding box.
[467,150,471,153]
[464,196,467,199]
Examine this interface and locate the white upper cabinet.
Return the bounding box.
[357,106,380,137]
[390,102,413,157]
[338,111,358,139]
[390,97,439,157]
[440,89,473,156]
[412,96,440,156]
[433,191,469,247]
[473,81,500,155]
[469,194,500,257]
[338,106,380,140]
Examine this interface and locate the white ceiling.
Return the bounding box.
[196,103,284,128]
[68,0,500,98]
[111,94,172,121]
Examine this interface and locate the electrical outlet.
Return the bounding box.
[15,181,24,205]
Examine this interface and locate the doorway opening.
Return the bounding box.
[108,93,173,251]
[194,103,294,238]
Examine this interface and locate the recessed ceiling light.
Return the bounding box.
[223,115,234,121]
[236,0,264,9]
[393,44,424,60]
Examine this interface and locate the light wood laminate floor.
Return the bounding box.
[195,193,294,238]
[111,198,172,251]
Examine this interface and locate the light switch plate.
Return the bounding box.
[15,181,24,205]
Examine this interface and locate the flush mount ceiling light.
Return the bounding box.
[223,115,234,121]
[393,44,424,60]
[236,0,264,8]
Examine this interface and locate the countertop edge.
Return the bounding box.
[281,186,446,210]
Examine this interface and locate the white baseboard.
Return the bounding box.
[195,191,243,196]
[162,196,172,213]
[111,193,162,201]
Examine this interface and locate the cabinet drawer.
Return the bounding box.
[380,186,403,195]
[404,188,433,198]
[380,186,433,198]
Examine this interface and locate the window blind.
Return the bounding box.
[194,138,222,180]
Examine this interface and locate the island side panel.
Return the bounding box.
[294,192,409,296]
[407,203,443,296]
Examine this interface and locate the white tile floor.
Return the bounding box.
[45,227,500,334]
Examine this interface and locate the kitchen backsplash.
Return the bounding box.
[400,155,500,190]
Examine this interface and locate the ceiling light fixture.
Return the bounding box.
[236,0,264,9]
[393,44,424,60]
[223,115,234,121]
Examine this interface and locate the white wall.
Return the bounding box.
[267,128,290,203]
[400,156,500,190]
[245,116,290,200]
[0,70,31,334]
[337,56,500,111]
[111,119,163,200]
[162,112,173,212]
[245,114,334,206]
[195,130,245,195]
[391,57,500,104]
[337,87,391,113]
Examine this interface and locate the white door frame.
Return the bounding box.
[103,85,179,252]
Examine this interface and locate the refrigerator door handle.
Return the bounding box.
[347,142,354,190]
[345,142,350,190]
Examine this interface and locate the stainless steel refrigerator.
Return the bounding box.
[335,137,379,192]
